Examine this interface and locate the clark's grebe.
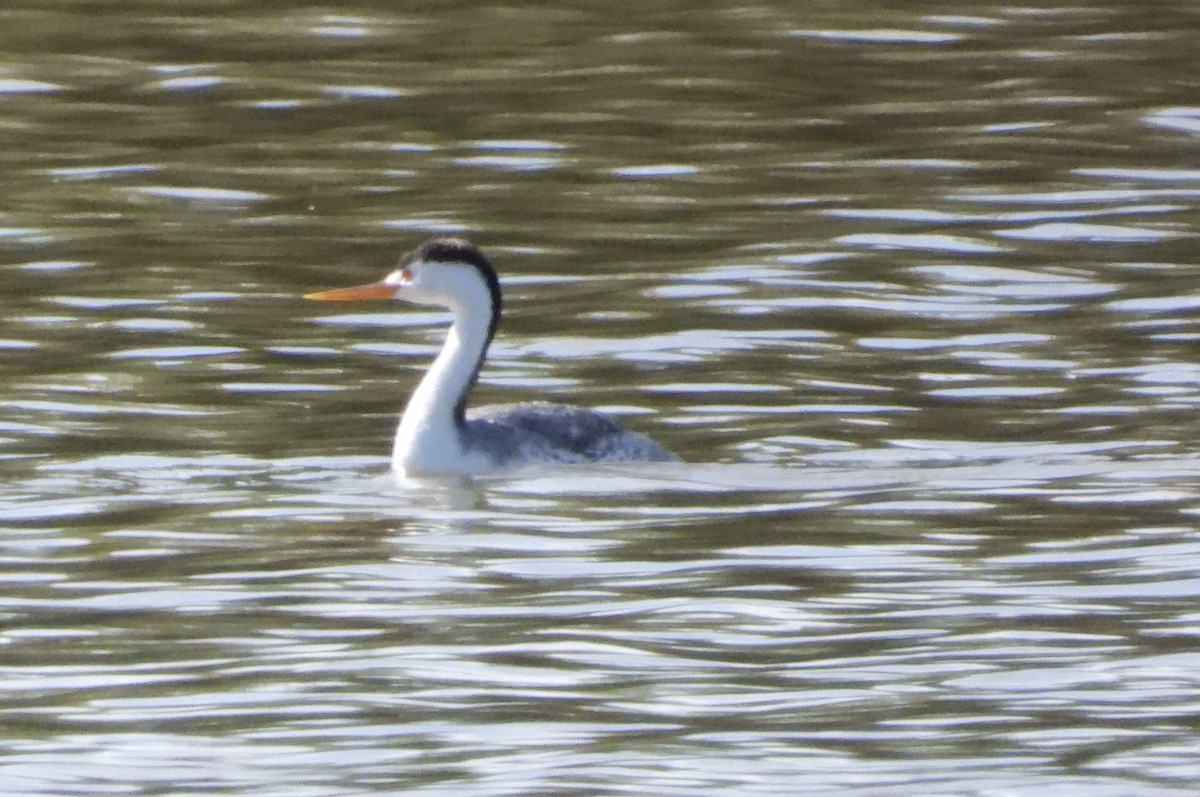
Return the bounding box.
[306,238,676,476]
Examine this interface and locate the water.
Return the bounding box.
[3,0,1200,794]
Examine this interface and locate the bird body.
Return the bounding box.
[306,238,676,476]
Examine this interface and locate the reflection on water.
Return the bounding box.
[3,0,1200,794]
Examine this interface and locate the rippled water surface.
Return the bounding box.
[3,1,1200,795]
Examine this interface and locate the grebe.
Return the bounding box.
[306,238,676,476]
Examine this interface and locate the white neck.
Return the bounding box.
[392,293,494,475]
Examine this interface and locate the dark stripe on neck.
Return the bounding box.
[411,238,503,427]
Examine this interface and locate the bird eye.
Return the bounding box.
[386,268,412,286]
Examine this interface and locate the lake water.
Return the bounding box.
[3,1,1200,795]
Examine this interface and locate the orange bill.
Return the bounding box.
[304,282,394,301]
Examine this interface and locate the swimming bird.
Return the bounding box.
[305,238,676,476]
